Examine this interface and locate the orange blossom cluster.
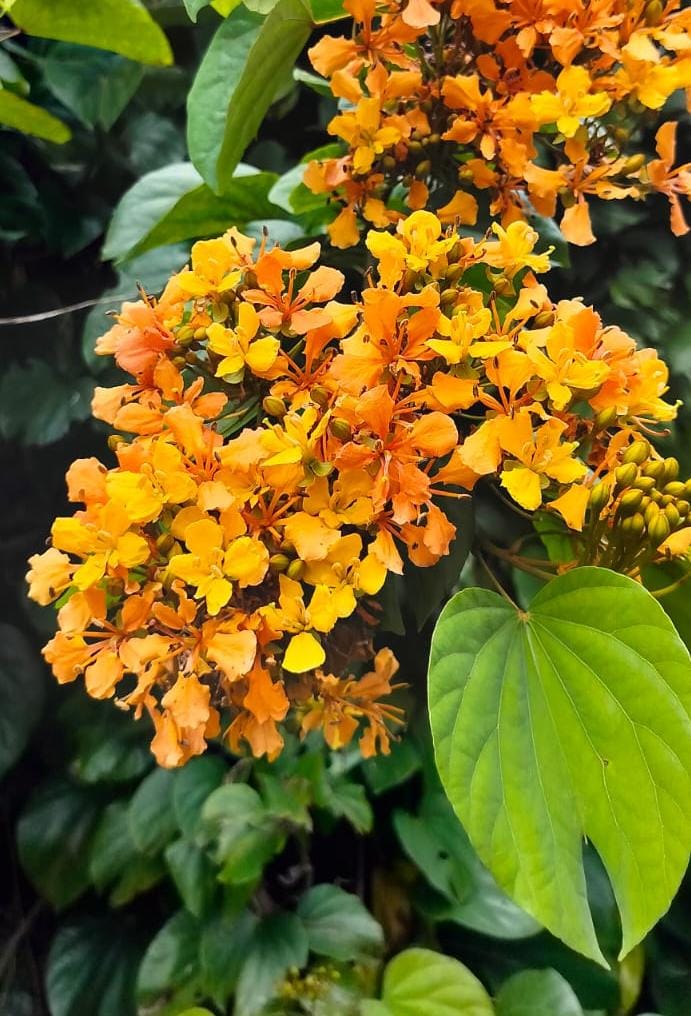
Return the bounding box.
[26,212,690,767]
[306,0,691,247]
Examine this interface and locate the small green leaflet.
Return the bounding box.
[428,567,691,964]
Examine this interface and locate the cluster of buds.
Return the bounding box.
[580,439,691,573]
[306,0,691,247]
[26,211,690,767]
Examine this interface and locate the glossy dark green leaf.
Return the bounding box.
[128,767,178,855]
[165,838,217,917]
[201,782,284,884]
[363,738,420,795]
[200,909,258,1006]
[234,911,309,1016]
[10,0,172,65]
[137,910,201,1003]
[186,0,313,193]
[309,0,348,22]
[297,884,384,961]
[0,623,45,778]
[43,43,143,130]
[429,567,691,964]
[17,778,101,907]
[46,916,144,1016]
[0,360,93,446]
[89,801,133,891]
[172,753,227,834]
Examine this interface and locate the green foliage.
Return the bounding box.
[187,0,313,193]
[362,948,494,1016]
[42,44,144,130]
[9,0,172,65]
[0,88,71,141]
[429,567,691,964]
[0,624,44,778]
[495,969,584,1016]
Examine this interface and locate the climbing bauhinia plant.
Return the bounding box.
[25,0,691,970]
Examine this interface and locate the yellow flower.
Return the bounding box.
[26,547,74,605]
[171,229,255,297]
[328,98,404,175]
[262,575,326,673]
[207,302,280,379]
[366,210,456,287]
[51,502,150,589]
[497,413,587,511]
[476,221,551,278]
[530,66,611,137]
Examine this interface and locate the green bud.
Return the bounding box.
[632,475,656,493]
[622,440,650,465]
[648,513,671,546]
[663,480,685,497]
[662,457,680,482]
[286,559,305,580]
[330,418,352,441]
[262,396,287,418]
[665,504,681,528]
[614,462,639,488]
[618,488,644,514]
[269,553,290,572]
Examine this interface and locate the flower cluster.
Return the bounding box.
[27,212,689,766]
[306,0,691,247]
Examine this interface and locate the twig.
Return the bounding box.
[0,293,132,326]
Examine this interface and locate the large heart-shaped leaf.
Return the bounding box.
[495,969,584,1016]
[428,567,691,964]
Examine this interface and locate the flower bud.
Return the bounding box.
[618,488,644,515]
[677,499,690,517]
[594,407,618,430]
[662,457,680,482]
[614,462,638,488]
[269,553,290,572]
[533,310,555,328]
[622,440,650,465]
[648,513,671,546]
[621,153,646,175]
[622,513,645,537]
[193,326,208,341]
[440,288,458,306]
[176,325,195,344]
[644,501,659,526]
[665,504,681,528]
[308,459,334,478]
[330,418,352,441]
[493,276,512,296]
[663,481,685,497]
[262,396,287,418]
[212,302,229,323]
[310,386,330,408]
[632,475,655,493]
[642,459,665,480]
[588,482,611,512]
[415,160,432,179]
[286,559,305,580]
[645,0,663,25]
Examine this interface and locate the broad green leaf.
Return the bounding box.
[322,776,373,833]
[363,738,420,795]
[165,838,216,917]
[46,916,144,1016]
[297,884,384,961]
[495,969,584,1016]
[200,909,257,1006]
[428,567,691,964]
[368,948,494,1016]
[17,778,101,907]
[0,50,28,93]
[0,623,44,778]
[201,782,284,884]
[102,161,283,262]
[43,44,143,130]
[128,767,177,855]
[137,910,201,1003]
[234,911,309,1016]
[10,0,172,66]
[172,753,227,834]
[89,801,134,891]
[0,360,93,445]
[186,0,313,193]
[0,88,71,142]
[394,795,540,940]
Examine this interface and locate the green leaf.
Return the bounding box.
[17,778,101,907]
[393,794,539,940]
[363,738,420,795]
[0,50,28,93]
[186,0,313,194]
[297,884,384,961]
[308,0,348,22]
[46,916,144,1016]
[369,948,494,1016]
[495,969,584,1016]
[0,88,71,142]
[201,782,284,884]
[102,161,282,262]
[0,360,93,446]
[200,909,257,1006]
[89,801,134,891]
[42,43,143,130]
[172,753,227,834]
[234,911,309,1016]
[0,623,44,779]
[644,561,691,648]
[128,767,178,855]
[10,0,172,66]
[165,838,216,917]
[322,776,373,833]
[137,910,201,1003]
[409,495,474,630]
[428,567,691,964]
